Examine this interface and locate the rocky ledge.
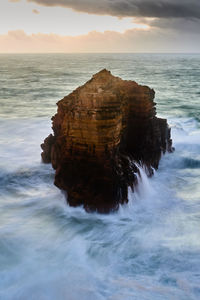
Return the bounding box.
[41,69,173,213]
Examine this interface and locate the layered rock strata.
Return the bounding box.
[41,69,173,213]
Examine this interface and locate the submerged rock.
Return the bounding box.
[41,69,173,213]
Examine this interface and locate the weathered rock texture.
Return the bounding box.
[41,69,173,212]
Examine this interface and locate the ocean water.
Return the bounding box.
[0,53,200,300]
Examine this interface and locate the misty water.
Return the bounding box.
[0,53,200,300]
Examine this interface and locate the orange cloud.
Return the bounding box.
[0,29,199,53]
[32,9,39,14]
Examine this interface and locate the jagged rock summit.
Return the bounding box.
[41,69,173,213]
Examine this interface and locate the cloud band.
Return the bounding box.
[26,0,200,18]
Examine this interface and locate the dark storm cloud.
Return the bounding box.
[26,0,200,19]
[150,17,200,33]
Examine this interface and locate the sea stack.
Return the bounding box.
[41,69,173,212]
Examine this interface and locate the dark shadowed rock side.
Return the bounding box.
[41,69,173,213]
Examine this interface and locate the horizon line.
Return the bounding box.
[0,52,200,55]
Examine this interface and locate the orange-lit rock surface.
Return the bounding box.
[41,69,173,212]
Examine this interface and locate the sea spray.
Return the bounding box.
[0,54,200,300]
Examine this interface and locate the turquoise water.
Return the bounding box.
[0,53,200,300]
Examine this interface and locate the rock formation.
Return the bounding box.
[41,69,173,213]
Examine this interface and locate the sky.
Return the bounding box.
[0,0,200,53]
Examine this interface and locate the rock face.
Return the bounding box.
[41,69,173,213]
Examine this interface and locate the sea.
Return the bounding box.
[0,53,200,300]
